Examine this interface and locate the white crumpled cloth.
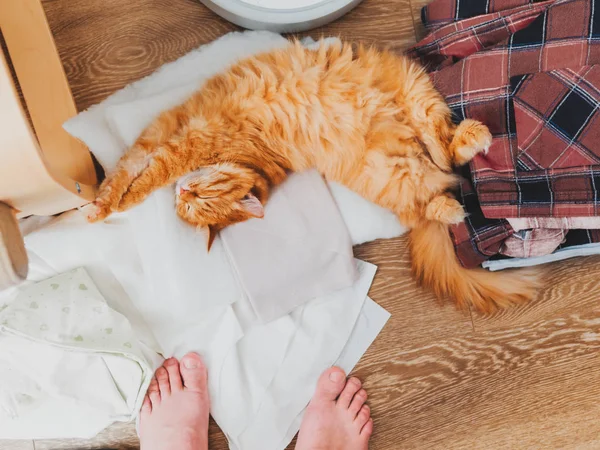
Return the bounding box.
[0,31,406,449]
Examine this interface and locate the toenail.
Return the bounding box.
[350,377,361,386]
[329,371,344,382]
[165,358,177,365]
[183,358,199,369]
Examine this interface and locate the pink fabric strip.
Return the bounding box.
[507,217,600,232]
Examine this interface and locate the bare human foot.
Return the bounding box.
[139,353,210,450]
[296,367,373,450]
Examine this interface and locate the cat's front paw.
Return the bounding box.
[87,200,112,223]
[452,119,492,166]
[88,179,123,222]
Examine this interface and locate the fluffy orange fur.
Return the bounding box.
[89,40,540,313]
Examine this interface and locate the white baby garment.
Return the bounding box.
[0,268,157,439]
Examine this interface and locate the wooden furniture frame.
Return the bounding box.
[0,0,97,289]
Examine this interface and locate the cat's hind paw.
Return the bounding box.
[425,195,466,225]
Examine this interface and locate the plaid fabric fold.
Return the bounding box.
[421,0,542,30]
[476,66,600,218]
[449,167,515,268]
[420,0,600,218]
[409,1,552,70]
[453,166,600,267]
[411,0,600,267]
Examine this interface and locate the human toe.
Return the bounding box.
[361,418,374,439]
[355,404,371,429]
[148,376,161,408]
[348,388,368,417]
[312,367,346,403]
[164,357,183,392]
[156,367,170,397]
[180,352,208,393]
[336,377,362,409]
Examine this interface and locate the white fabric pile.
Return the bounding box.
[0,31,407,449]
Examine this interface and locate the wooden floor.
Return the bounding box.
[4,0,600,449]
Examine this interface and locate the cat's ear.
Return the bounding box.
[198,225,221,252]
[239,193,264,218]
[207,225,220,251]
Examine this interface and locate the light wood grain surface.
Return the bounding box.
[41,0,417,111]
[33,422,139,450]
[3,0,600,449]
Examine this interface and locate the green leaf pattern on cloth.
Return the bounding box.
[0,268,155,423]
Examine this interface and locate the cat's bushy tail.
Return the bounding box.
[409,220,541,313]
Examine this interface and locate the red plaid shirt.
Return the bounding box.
[409,0,600,267]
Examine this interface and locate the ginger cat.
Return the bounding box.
[90,40,539,313]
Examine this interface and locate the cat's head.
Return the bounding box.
[175,164,267,250]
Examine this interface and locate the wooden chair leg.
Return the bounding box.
[0,202,28,290]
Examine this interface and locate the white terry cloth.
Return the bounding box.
[327,181,407,245]
[0,268,157,439]
[57,30,404,449]
[221,170,358,324]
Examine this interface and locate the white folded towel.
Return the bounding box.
[221,170,358,324]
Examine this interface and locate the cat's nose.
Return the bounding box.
[179,186,187,195]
